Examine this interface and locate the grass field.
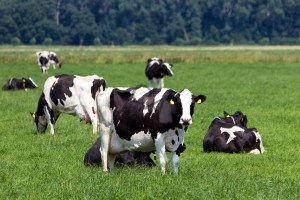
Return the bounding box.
[0,45,299,199]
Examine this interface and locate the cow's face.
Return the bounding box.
[161,63,174,76]
[30,112,47,133]
[147,57,163,67]
[26,77,38,89]
[224,111,248,127]
[168,89,206,125]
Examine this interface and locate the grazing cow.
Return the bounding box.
[30,74,106,134]
[203,111,265,154]
[36,51,62,74]
[84,137,156,167]
[97,87,206,174]
[2,77,38,91]
[145,57,173,88]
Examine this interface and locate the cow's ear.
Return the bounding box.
[30,112,36,118]
[147,58,152,63]
[194,95,206,104]
[224,111,230,118]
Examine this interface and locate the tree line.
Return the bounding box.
[1,0,300,46]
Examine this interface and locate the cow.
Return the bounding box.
[97,87,206,174]
[36,51,62,74]
[84,137,156,167]
[145,57,173,88]
[30,74,106,134]
[203,111,265,154]
[2,77,38,91]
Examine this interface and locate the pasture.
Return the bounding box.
[0,45,299,199]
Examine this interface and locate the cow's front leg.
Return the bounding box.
[172,152,180,175]
[155,133,168,174]
[107,154,116,171]
[99,125,111,172]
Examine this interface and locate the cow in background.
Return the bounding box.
[97,87,206,174]
[84,137,156,167]
[36,51,62,74]
[145,57,173,88]
[30,74,106,134]
[2,77,38,91]
[203,111,265,154]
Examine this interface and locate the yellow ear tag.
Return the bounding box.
[226,115,230,118]
[32,114,36,118]
[170,99,175,105]
[197,99,202,104]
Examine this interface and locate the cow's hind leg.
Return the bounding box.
[172,152,180,175]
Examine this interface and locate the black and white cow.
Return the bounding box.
[97,87,206,174]
[84,137,156,167]
[36,51,62,74]
[2,77,38,91]
[145,57,173,88]
[30,74,106,134]
[203,111,265,154]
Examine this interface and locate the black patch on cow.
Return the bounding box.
[50,74,75,106]
[110,88,181,141]
[91,79,106,100]
[39,56,49,66]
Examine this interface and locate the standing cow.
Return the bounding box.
[2,77,38,91]
[30,74,106,134]
[97,87,206,174]
[203,111,265,154]
[145,57,173,88]
[36,51,62,74]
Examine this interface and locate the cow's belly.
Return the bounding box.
[110,131,155,153]
[109,128,185,153]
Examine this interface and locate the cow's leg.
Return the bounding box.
[155,133,168,174]
[107,154,116,171]
[148,80,153,88]
[172,152,180,175]
[99,125,111,172]
[158,78,164,88]
[43,106,55,134]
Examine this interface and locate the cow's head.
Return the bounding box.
[25,77,38,89]
[223,111,248,127]
[161,62,174,76]
[49,53,62,68]
[159,89,206,126]
[147,57,163,66]
[30,112,47,133]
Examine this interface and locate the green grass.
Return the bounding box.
[0,46,299,199]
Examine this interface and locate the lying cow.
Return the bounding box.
[84,137,156,167]
[30,74,106,134]
[145,57,173,88]
[36,51,62,74]
[2,77,38,91]
[97,87,206,174]
[203,111,265,154]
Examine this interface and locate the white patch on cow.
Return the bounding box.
[148,57,161,67]
[249,149,261,154]
[220,126,245,144]
[179,89,193,124]
[253,131,265,153]
[150,89,168,117]
[143,99,149,116]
